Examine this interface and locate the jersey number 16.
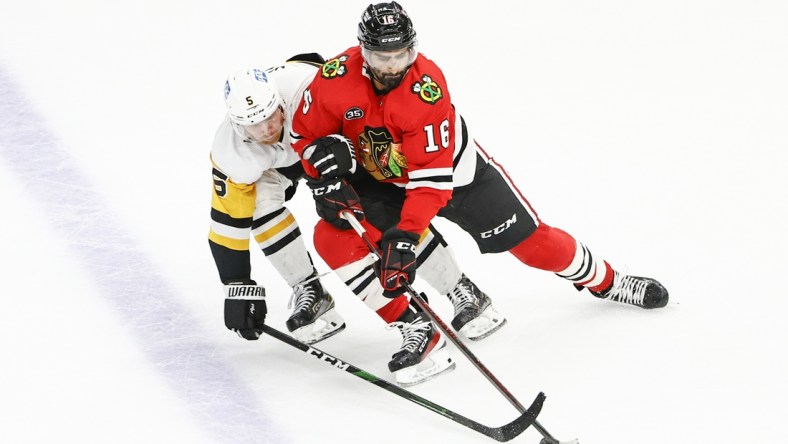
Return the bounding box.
[423,120,450,153]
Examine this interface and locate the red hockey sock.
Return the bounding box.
[375,295,409,323]
[585,261,615,293]
[508,223,576,272]
[509,223,615,291]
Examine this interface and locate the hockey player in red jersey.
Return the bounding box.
[291,2,669,385]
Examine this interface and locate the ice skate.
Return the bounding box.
[387,311,455,387]
[592,271,669,309]
[286,273,346,344]
[446,274,506,340]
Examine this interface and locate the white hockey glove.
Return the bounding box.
[224,280,267,340]
[302,134,357,178]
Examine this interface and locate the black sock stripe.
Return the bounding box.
[252,207,288,230]
[261,228,301,256]
[416,237,440,267]
[346,268,377,296]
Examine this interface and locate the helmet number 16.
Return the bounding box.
[423,119,450,153]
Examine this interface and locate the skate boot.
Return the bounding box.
[387,310,455,387]
[286,273,346,344]
[446,274,506,340]
[591,271,669,309]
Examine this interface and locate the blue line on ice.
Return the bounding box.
[0,68,287,444]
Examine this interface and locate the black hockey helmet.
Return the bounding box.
[357,2,417,51]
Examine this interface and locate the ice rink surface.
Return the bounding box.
[1,1,787,443]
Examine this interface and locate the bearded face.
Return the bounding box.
[361,46,417,93]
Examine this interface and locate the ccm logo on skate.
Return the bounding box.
[480,214,517,238]
[308,347,351,370]
[311,182,342,195]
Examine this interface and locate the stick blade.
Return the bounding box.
[490,392,546,442]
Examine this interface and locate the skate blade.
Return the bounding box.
[394,346,456,387]
[460,305,507,341]
[292,308,346,345]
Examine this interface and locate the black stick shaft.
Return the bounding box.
[341,212,564,443]
[261,324,544,442]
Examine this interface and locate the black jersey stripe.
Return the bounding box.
[409,175,453,183]
[211,208,252,229]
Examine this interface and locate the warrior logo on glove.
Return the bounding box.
[224,281,267,340]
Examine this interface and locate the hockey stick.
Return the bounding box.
[262,324,544,442]
[340,212,579,444]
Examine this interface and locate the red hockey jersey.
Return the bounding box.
[291,46,457,235]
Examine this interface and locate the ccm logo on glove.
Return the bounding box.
[306,176,365,230]
[379,229,420,292]
[395,241,416,252]
[310,182,342,196]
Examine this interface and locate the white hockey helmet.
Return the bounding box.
[224,67,283,126]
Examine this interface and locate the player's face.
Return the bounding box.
[243,107,284,144]
[363,46,417,92]
[365,47,415,72]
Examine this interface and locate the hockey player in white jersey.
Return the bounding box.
[209,55,506,382]
[210,54,345,345]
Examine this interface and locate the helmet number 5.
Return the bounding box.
[423,119,450,153]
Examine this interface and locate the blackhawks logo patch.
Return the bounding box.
[358,127,407,180]
[411,75,443,105]
[321,55,349,79]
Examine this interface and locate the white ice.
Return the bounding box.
[1,1,787,443]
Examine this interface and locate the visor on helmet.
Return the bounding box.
[361,45,417,72]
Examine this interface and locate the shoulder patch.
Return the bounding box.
[344,107,364,120]
[411,74,443,105]
[321,55,349,79]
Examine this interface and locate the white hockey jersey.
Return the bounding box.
[209,58,321,285]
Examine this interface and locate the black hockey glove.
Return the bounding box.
[306,176,364,230]
[223,280,267,340]
[379,228,420,292]
[302,135,357,179]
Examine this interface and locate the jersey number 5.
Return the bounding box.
[423,119,450,153]
[212,168,228,198]
[301,89,312,115]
